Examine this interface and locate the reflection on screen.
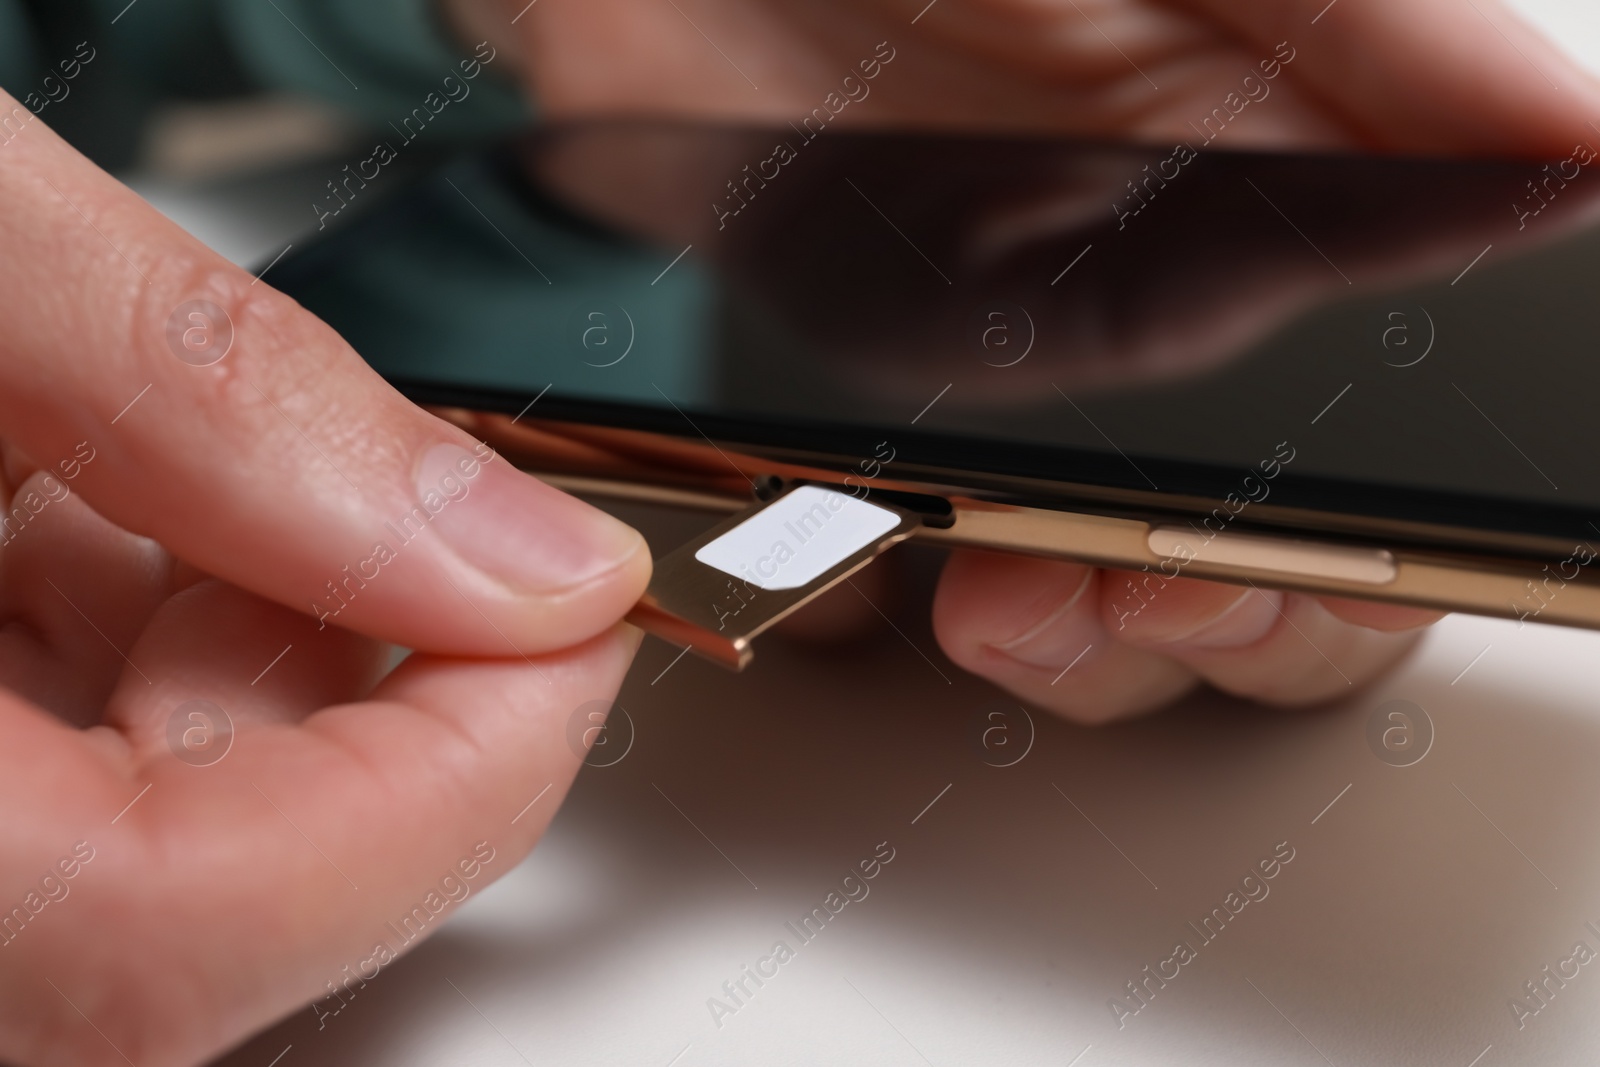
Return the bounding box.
[271,124,1600,541]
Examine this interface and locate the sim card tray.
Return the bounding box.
[626,484,922,670]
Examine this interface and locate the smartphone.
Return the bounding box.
[269,120,1600,658]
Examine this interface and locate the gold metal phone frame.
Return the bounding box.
[436,406,1600,650]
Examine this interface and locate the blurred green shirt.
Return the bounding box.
[0,0,527,168]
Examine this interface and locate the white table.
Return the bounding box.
[210,543,1600,1066]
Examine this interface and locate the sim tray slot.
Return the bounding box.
[626,484,923,670]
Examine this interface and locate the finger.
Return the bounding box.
[0,96,649,657]
[933,550,1199,723]
[103,580,389,752]
[227,631,641,986]
[1187,0,1600,154]
[2,627,640,1067]
[1,439,41,496]
[1100,571,1428,705]
[347,626,643,851]
[1318,595,1444,632]
[0,469,172,726]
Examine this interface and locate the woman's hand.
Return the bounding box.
[0,94,649,1066]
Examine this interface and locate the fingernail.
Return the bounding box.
[1162,587,1284,651]
[987,568,1096,670]
[414,443,644,593]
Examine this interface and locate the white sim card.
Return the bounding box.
[694,485,902,591]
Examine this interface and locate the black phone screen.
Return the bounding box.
[269,122,1600,550]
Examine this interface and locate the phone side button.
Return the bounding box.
[1147,526,1398,585]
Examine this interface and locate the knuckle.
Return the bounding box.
[131,257,364,436]
[139,259,275,375]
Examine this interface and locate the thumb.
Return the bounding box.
[0,95,649,656]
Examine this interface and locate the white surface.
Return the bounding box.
[695,487,901,591]
[215,605,1600,1067]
